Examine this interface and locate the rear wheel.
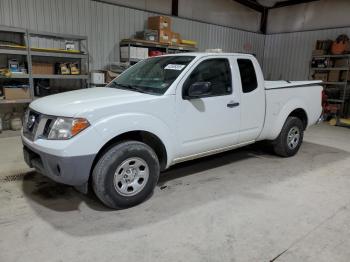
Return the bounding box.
[273,116,304,157]
[92,141,160,209]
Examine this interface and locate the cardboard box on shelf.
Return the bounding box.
[121,46,138,60]
[136,30,158,42]
[91,72,105,84]
[313,72,328,81]
[3,86,30,100]
[136,47,149,59]
[32,62,54,75]
[315,40,332,51]
[158,29,171,44]
[121,46,148,60]
[148,16,171,30]
[106,71,118,83]
[312,49,326,56]
[334,58,349,67]
[170,32,181,45]
[328,70,341,82]
[340,71,350,81]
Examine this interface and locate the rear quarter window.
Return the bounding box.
[237,59,258,93]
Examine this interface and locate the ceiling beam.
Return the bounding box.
[233,0,320,11]
[233,0,264,13]
[171,0,178,16]
[272,0,320,8]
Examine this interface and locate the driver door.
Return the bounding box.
[175,56,241,159]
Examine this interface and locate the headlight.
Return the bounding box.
[48,117,90,140]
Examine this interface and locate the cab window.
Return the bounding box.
[183,58,232,98]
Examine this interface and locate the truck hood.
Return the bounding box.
[30,87,156,117]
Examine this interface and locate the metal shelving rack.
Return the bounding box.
[120,38,197,64]
[310,54,350,116]
[0,26,89,104]
[0,25,31,103]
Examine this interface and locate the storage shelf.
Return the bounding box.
[0,26,89,110]
[0,98,31,104]
[120,39,168,49]
[0,74,29,79]
[31,50,88,59]
[321,81,347,85]
[28,30,87,40]
[168,45,197,51]
[120,38,197,52]
[327,99,344,103]
[312,54,350,58]
[311,67,349,71]
[32,74,89,79]
[120,58,142,63]
[0,47,27,55]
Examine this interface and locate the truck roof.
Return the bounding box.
[162,52,256,58]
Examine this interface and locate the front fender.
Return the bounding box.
[93,113,176,167]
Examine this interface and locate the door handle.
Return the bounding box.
[227,102,239,108]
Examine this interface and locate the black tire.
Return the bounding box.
[273,116,304,157]
[92,141,160,209]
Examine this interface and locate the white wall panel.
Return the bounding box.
[267,0,350,34]
[263,27,350,80]
[0,0,265,70]
[178,0,261,32]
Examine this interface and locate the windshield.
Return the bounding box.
[108,56,195,95]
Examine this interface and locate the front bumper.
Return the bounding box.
[23,140,95,186]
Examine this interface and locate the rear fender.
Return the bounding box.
[259,98,308,140]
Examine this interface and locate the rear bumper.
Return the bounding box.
[23,140,95,186]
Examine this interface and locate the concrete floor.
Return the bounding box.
[0,123,350,262]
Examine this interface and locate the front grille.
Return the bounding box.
[23,109,55,141]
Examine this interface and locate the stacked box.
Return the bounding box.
[147,16,183,45]
[32,62,54,75]
[313,72,328,81]
[148,16,171,31]
[158,29,171,44]
[3,85,30,100]
[170,32,181,45]
[121,46,148,60]
[136,30,158,42]
[328,71,341,82]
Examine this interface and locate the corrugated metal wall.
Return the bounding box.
[263,27,350,80]
[0,0,265,70]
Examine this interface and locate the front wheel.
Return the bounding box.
[92,141,160,209]
[273,116,304,157]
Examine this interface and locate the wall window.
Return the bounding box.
[183,58,232,97]
[237,59,257,93]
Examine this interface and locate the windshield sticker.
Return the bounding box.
[164,64,186,70]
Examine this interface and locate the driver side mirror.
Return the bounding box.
[186,82,212,99]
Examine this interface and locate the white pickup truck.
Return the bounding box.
[22,53,322,209]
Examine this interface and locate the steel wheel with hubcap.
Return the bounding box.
[287,126,300,150]
[114,157,149,196]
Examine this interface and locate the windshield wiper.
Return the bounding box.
[112,83,148,94]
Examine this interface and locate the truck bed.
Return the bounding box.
[258,80,323,141]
